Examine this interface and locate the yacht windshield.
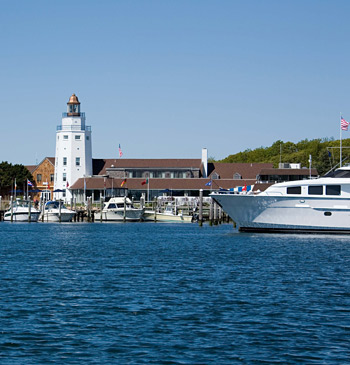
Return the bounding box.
[324,169,350,178]
[45,201,66,210]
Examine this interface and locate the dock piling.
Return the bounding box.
[198,189,203,226]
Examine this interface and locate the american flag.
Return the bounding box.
[341,116,349,131]
[119,144,123,158]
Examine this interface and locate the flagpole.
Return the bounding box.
[340,112,342,167]
[147,178,150,202]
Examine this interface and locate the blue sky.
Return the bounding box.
[1,0,350,165]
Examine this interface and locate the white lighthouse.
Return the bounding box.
[54,94,92,202]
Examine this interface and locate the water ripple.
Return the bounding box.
[0,223,349,363]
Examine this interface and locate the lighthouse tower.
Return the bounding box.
[54,94,92,201]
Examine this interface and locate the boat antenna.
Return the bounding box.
[327,148,333,171]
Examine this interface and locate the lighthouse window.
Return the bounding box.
[326,185,341,196]
[76,157,80,166]
[63,135,68,140]
[287,186,301,194]
[86,136,89,141]
[63,157,67,166]
[308,185,323,195]
[63,173,66,182]
[75,135,81,140]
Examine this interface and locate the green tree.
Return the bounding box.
[0,161,33,195]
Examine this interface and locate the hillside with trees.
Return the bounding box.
[220,138,350,176]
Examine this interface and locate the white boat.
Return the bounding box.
[95,197,144,221]
[39,201,75,222]
[143,203,194,223]
[4,199,40,222]
[211,165,350,233]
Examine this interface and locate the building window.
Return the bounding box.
[308,185,323,195]
[233,173,242,180]
[86,136,89,140]
[37,174,42,182]
[287,186,301,194]
[50,174,54,182]
[75,135,81,140]
[76,157,80,166]
[63,157,67,166]
[63,135,68,140]
[212,172,220,180]
[63,173,66,182]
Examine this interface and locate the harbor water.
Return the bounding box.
[0,222,349,364]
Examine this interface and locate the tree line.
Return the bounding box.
[219,138,350,176]
[0,162,34,197]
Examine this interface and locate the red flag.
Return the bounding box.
[141,178,148,185]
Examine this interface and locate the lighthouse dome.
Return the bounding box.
[67,94,80,105]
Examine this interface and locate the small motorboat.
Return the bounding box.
[4,199,40,222]
[39,201,75,222]
[95,197,144,221]
[143,203,193,223]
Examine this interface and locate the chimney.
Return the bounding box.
[201,148,208,178]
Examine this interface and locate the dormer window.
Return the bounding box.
[233,172,242,180]
[211,172,220,180]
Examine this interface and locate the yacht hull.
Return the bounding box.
[143,210,193,223]
[212,193,350,232]
[94,209,143,221]
[39,212,75,222]
[4,211,40,222]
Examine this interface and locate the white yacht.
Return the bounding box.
[95,197,144,222]
[39,201,75,222]
[211,166,350,233]
[4,199,40,222]
[143,203,193,223]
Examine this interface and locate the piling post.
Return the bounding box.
[41,198,45,222]
[153,198,157,222]
[28,198,32,223]
[100,197,103,222]
[213,201,218,225]
[59,200,62,223]
[209,198,213,226]
[87,197,91,222]
[198,189,203,226]
[0,196,2,211]
[123,196,126,222]
[10,196,13,222]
